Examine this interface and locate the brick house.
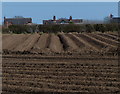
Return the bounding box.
[43,16,83,25]
[4,16,32,27]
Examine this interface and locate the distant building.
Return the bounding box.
[4,16,32,27]
[43,16,83,25]
[109,14,120,23]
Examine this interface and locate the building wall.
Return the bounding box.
[43,19,83,25]
[4,17,32,27]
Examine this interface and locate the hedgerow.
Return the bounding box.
[2,23,119,34]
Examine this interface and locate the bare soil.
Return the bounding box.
[2,55,119,93]
[2,32,119,54]
[49,34,63,53]
[58,33,79,52]
[31,33,50,53]
[2,32,120,93]
[98,33,119,42]
[13,34,39,52]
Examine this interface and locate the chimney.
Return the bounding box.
[4,16,6,20]
[69,16,72,21]
[53,16,56,21]
[4,16,6,25]
[109,14,113,18]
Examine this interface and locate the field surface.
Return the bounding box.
[2,32,119,54]
[2,32,120,93]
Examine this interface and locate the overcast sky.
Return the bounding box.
[2,2,118,24]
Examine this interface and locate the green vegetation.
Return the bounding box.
[2,23,119,34]
[2,25,38,34]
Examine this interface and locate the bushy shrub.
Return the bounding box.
[63,24,85,33]
[85,24,95,33]
[2,27,10,33]
[93,24,119,32]
[38,24,86,33]
[39,24,61,33]
[8,25,30,34]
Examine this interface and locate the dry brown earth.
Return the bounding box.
[49,33,63,53]
[2,32,120,93]
[2,54,119,93]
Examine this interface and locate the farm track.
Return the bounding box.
[2,32,120,93]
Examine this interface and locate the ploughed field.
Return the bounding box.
[2,32,120,93]
[2,55,119,93]
[2,32,119,54]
